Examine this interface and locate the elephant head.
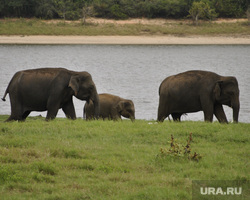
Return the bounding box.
[213,76,240,123]
[69,72,99,118]
[116,100,135,121]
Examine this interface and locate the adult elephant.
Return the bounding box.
[2,68,99,121]
[157,70,240,123]
[84,93,135,121]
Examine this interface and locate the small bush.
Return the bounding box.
[157,133,202,162]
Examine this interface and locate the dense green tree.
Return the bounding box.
[189,1,210,25]
[80,0,94,24]
[54,0,72,20]
[213,0,248,18]
[0,0,37,17]
[35,0,56,19]
[189,0,217,25]
[0,1,5,16]
[0,0,248,19]
[93,0,127,19]
[247,6,250,23]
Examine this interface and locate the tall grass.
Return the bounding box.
[0,18,249,36]
[0,115,249,199]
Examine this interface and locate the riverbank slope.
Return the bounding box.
[0,18,249,45]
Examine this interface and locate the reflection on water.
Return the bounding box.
[0,45,249,122]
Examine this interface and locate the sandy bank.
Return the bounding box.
[0,35,250,45]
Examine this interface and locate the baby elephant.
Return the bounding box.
[84,93,135,121]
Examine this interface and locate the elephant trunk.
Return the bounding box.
[232,97,240,123]
[232,105,239,123]
[130,115,135,122]
[91,87,100,119]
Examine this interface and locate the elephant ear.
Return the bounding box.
[117,101,131,112]
[69,75,80,96]
[116,101,126,113]
[214,81,222,100]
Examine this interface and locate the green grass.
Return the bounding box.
[0,115,249,199]
[0,18,249,36]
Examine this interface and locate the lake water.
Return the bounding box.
[0,44,249,123]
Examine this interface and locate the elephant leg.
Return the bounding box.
[214,104,228,123]
[6,113,24,122]
[46,109,58,120]
[203,109,214,122]
[62,100,76,120]
[111,108,121,121]
[201,97,214,122]
[111,113,121,121]
[21,111,31,121]
[86,112,94,120]
[46,103,60,120]
[157,105,165,122]
[157,96,169,122]
[172,113,182,122]
[113,115,122,121]
[46,95,62,120]
[203,108,214,122]
[6,100,24,121]
[158,111,167,122]
[5,115,16,122]
[84,102,94,120]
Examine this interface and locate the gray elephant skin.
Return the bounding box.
[157,70,240,123]
[2,68,100,121]
[84,93,135,121]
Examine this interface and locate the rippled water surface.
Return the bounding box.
[0,45,249,122]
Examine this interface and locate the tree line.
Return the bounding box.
[0,0,248,20]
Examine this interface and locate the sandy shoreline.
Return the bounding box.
[0,35,250,45]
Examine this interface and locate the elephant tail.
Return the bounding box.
[2,71,22,102]
[2,87,8,101]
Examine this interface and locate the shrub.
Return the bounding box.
[158,133,202,162]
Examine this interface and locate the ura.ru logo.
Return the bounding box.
[200,187,242,195]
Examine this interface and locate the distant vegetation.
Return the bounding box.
[0,0,248,20]
[1,18,249,36]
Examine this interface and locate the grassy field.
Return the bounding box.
[0,115,249,199]
[0,18,249,36]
